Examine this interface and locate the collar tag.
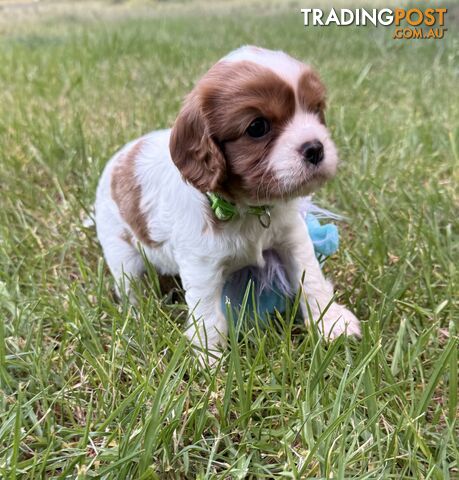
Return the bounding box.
[258,209,271,228]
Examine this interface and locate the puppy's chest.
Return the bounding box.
[220,227,275,273]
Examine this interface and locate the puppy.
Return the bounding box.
[95,46,360,362]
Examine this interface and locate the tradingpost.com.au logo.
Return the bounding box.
[300,7,448,39]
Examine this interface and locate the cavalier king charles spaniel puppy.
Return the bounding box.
[95,46,360,364]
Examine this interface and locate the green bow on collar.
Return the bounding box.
[206,192,272,228]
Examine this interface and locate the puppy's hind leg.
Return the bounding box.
[102,233,145,305]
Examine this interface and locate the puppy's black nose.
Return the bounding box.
[300,141,324,165]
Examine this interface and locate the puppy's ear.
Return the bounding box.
[170,91,226,193]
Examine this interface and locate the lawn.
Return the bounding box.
[0,1,458,478]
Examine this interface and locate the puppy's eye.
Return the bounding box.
[246,117,270,138]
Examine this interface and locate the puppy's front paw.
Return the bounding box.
[317,304,361,340]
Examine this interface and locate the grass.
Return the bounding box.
[0,0,458,478]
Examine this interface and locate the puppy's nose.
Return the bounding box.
[300,141,324,165]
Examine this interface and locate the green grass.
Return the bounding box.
[0,1,458,478]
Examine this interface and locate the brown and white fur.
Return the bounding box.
[95,46,360,363]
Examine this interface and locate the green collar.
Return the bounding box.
[206,192,272,228]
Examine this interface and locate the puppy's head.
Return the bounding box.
[170,46,338,204]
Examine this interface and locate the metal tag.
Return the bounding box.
[258,210,271,228]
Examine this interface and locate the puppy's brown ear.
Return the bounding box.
[169,92,226,193]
